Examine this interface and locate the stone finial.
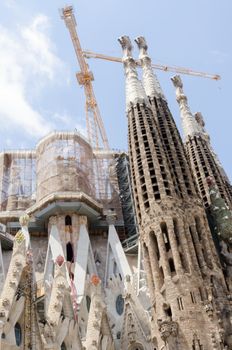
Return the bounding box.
[171,75,200,141]
[79,215,88,226]
[135,36,148,57]
[171,75,183,89]
[118,35,148,110]
[135,36,165,99]
[118,35,133,59]
[19,214,30,228]
[194,112,205,127]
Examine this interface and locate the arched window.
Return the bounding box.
[14,323,22,346]
[149,231,160,260]
[65,215,72,226]
[160,222,170,251]
[173,218,180,245]
[169,258,176,275]
[160,266,164,286]
[66,242,74,262]
[61,342,67,350]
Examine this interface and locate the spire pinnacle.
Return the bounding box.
[171,75,200,141]
[135,36,165,99]
[118,35,148,111]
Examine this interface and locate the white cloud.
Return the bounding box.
[0,15,67,138]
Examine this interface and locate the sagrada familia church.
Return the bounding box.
[0,10,232,350]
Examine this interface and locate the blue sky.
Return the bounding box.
[0,0,231,180]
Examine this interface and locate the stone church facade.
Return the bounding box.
[0,35,231,350]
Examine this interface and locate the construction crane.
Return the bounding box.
[61,6,220,152]
[83,50,221,81]
[61,6,110,150]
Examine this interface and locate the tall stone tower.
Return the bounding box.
[171,74,232,294]
[171,75,232,210]
[119,36,232,349]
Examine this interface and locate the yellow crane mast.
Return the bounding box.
[61,6,110,150]
[83,50,221,81]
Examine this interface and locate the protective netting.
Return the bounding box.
[0,151,36,211]
[0,132,122,215]
[36,132,95,202]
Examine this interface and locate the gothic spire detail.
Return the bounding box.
[171,75,201,141]
[135,36,165,99]
[118,35,148,110]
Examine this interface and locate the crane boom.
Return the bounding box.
[61,6,110,150]
[83,50,221,81]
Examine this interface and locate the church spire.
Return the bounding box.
[118,36,148,111]
[135,36,165,99]
[171,75,200,141]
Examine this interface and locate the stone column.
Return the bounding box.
[148,241,162,290]
[190,223,206,270]
[175,219,191,273]
[156,228,171,278]
[142,244,155,302]
[182,220,201,274]
[166,219,183,276]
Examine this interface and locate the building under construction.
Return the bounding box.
[0,5,232,350]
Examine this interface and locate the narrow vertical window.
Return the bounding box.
[66,242,74,262]
[161,222,170,251]
[65,215,72,233]
[150,231,160,260]
[177,297,184,310]
[14,323,22,346]
[190,291,196,304]
[169,258,176,275]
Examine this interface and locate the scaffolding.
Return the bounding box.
[0,151,36,212]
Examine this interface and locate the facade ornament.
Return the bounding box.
[127,312,136,343]
[203,301,214,319]
[91,274,101,286]
[158,320,178,341]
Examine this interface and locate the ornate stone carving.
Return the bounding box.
[158,320,178,341]
[204,301,214,319]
